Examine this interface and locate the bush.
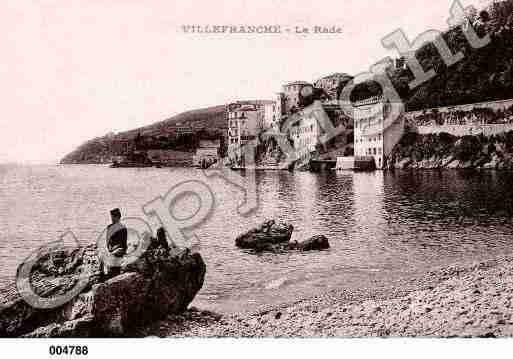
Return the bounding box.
[454,135,482,162]
[503,130,513,151]
[438,132,456,145]
[399,131,418,147]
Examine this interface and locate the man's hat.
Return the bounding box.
[110,208,121,217]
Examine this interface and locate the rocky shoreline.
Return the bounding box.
[0,238,206,338]
[139,255,513,338]
[387,130,513,170]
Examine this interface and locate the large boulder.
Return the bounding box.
[0,235,206,337]
[235,220,293,252]
[288,235,330,251]
[0,245,101,337]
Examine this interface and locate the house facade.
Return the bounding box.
[226,102,260,165]
[353,96,385,168]
[193,139,221,167]
[282,81,311,114]
[353,96,404,169]
[288,101,328,158]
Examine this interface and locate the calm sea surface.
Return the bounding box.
[1,164,513,313]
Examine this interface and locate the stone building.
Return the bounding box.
[274,93,286,127]
[282,81,311,114]
[353,96,404,169]
[226,102,260,165]
[193,139,221,167]
[260,94,287,130]
[313,73,353,101]
[111,138,134,155]
[263,102,275,130]
[287,101,329,161]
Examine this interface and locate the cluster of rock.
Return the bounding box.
[0,233,206,337]
[235,220,330,253]
[388,131,513,170]
[288,235,330,251]
[390,152,512,170]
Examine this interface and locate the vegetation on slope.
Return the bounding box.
[353,0,513,109]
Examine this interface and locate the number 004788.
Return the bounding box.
[49,345,88,356]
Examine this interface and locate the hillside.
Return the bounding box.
[396,0,513,110]
[60,105,226,164]
[351,0,513,109]
[118,105,227,139]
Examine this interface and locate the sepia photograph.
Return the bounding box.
[1,0,513,356]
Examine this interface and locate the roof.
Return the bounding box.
[283,81,311,87]
[316,73,352,81]
[352,96,383,107]
[238,105,258,111]
[232,100,274,105]
[199,139,221,148]
[228,100,273,111]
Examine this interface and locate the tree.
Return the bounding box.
[479,10,491,23]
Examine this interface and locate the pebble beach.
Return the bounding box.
[136,255,513,338]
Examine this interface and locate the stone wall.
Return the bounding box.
[416,124,513,137]
[384,115,406,160]
[406,98,513,117]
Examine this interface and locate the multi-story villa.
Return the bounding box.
[353,96,404,169]
[289,110,321,154]
[226,102,260,164]
[262,102,275,130]
[282,81,311,114]
[287,101,329,159]
[260,94,287,130]
[274,93,286,127]
[286,100,354,166]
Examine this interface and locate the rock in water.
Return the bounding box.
[235,220,293,251]
[289,235,330,251]
[0,240,206,337]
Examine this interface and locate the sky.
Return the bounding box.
[0,0,489,164]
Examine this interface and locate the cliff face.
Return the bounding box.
[387,129,513,170]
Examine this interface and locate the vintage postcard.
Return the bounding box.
[1,0,513,356]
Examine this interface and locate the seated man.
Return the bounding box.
[155,227,170,251]
[106,208,128,257]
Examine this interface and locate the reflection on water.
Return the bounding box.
[1,165,513,313]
